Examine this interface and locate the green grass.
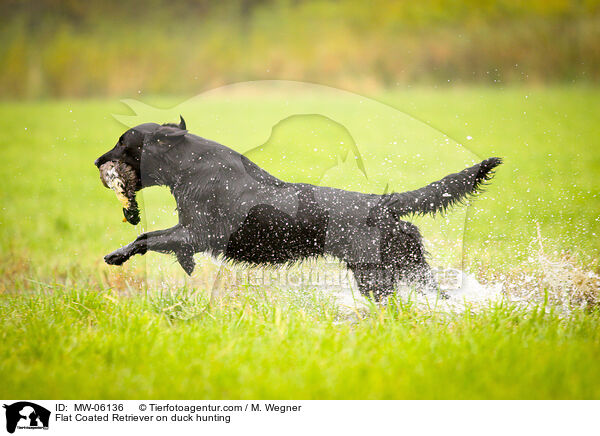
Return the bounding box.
[1,85,599,398]
[1,286,599,399]
[1,85,599,273]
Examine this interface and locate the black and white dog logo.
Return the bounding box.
[3,402,50,434]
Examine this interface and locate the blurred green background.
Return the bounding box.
[1,0,599,277]
[1,0,599,275]
[1,0,599,98]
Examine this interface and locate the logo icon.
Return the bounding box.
[3,402,50,434]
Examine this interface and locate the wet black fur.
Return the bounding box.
[95,117,502,300]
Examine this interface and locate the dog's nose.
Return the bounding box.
[94,158,101,168]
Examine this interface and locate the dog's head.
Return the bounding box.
[94,116,187,224]
[94,116,187,179]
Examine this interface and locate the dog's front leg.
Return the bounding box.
[104,225,196,274]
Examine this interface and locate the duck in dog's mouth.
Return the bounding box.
[98,161,140,225]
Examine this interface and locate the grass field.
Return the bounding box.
[1,85,599,399]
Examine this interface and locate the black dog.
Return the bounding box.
[95,117,501,300]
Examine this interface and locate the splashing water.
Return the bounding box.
[327,268,505,315]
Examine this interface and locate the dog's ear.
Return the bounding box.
[145,125,187,148]
[160,116,186,130]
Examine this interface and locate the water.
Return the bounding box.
[327,269,505,314]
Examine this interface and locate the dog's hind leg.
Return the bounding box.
[348,263,395,302]
[389,221,448,299]
[104,225,197,275]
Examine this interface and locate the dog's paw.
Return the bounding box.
[104,248,130,266]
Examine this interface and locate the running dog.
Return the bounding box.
[95,117,501,300]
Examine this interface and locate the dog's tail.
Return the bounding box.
[382,157,502,217]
